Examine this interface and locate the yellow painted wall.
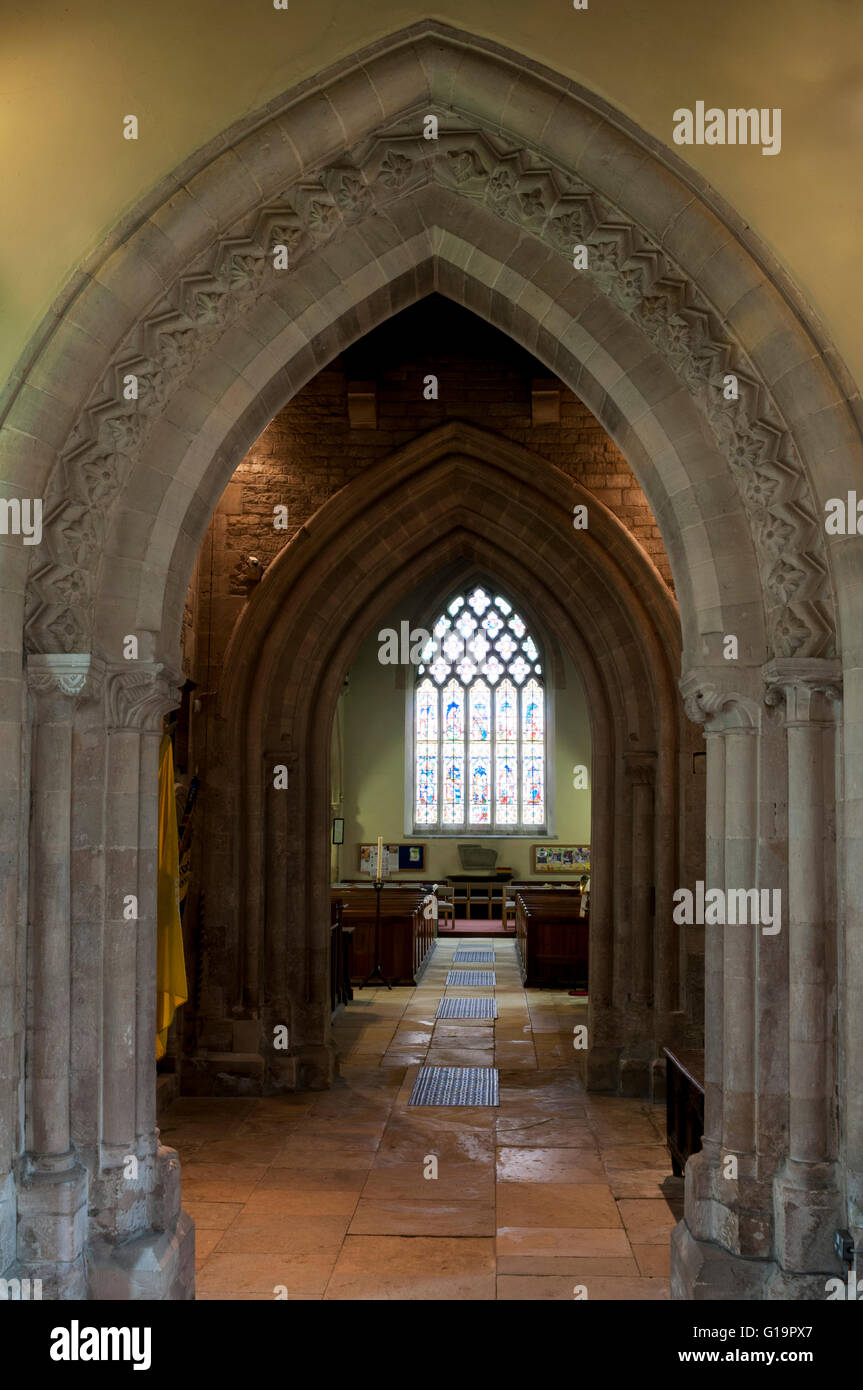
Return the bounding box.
[3,2,862,395]
[339,610,591,883]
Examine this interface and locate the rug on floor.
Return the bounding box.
[408,1066,500,1106]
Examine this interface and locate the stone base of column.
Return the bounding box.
[87,1210,195,1300]
[672,1218,845,1301]
[585,1045,621,1092]
[88,1143,153,1242]
[266,1053,299,1093]
[773,1159,845,1274]
[15,1160,89,1298]
[684,1147,774,1257]
[650,1055,667,1102]
[0,1170,16,1274]
[292,1042,338,1091]
[178,1038,337,1095]
[619,1055,651,1097]
[586,1045,663,1099]
[764,1265,847,1299]
[671,1218,772,1299]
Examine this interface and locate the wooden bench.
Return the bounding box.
[332,886,435,985]
[329,898,352,1013]
[514,889,588,988]
[663,1046,705,1176]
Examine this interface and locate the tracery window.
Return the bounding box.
[413,585,546,833]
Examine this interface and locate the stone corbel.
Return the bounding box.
[762,658,842,726]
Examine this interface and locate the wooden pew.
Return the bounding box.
[663,1047,704,1176]
[329,897,352,1014]
[332,886,435,985]
[514,888,589,988]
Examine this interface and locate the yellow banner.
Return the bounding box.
[156,734,188,1059]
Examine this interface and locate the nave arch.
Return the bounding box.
[1,21,861,1301]
[202,420,689,1103]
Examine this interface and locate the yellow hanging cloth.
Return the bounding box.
[156,733,188,1059]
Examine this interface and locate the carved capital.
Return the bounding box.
[679,669,762,734]
[104,664,183,732]
[26,653,105,711]
[762,658,842,725]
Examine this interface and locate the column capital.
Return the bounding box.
[104,663,183,732]
[679,668,762,733]
[762,658,842,724]
[26,652,105,707]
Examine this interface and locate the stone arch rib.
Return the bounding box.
[200,422,682,1049]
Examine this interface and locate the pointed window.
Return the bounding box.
[413,585,547,832]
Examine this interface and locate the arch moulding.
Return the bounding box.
[203,420,687,1113]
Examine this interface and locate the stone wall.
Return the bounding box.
[188,324,674,688]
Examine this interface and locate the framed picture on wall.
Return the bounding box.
[358,843,426,875]
[532,844,590,874]
[332,818,344,845]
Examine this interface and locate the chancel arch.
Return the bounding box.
[1,22,860,1304]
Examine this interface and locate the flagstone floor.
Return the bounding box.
[162,937,682,1299]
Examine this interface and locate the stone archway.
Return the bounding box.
[1,21,860,1301]
[205,421,687,1105]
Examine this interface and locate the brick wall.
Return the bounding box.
[188,352,674,681]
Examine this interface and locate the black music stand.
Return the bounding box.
[360,877,392,989]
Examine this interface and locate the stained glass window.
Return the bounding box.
[442,679,464,825]
[413,585,546,831]
[415,678,438,825]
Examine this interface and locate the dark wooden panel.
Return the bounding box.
[334,886,434,986]
[514,890,589,987]
[663,1047,704,1176]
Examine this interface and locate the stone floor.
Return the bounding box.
[162,937,682,1299]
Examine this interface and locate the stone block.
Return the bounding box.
[16,1164,88,1265]
[232,1020,262,1053]
[87,1210,195,1300]
[671,1218,771,1300]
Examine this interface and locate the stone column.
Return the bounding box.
[620,753,656,1095]
[264,750,294,1093]
[673,670,772,1298]
[585,735,618,1090]
[764,658,844,1286]
[700,719,725,1158]
[17,654,102,1297]
[722,713,758,1165]
[84,664,195,1299]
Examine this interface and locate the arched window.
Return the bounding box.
[413,585,547,834]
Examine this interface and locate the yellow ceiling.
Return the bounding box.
[2,0,862,392]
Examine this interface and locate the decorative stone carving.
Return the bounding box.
[104,664,183,732]
[763,658,842,723]
[26,652,104,702]
[679,670,762,732]
[229,555,267,595]
[24,114,835,663]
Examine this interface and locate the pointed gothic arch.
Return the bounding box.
[0,22,860,1302]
